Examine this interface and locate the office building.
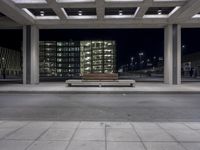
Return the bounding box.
[39,41,80,78]
[40,40,116,78]
[0,47,21,77]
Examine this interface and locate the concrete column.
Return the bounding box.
[164,24,181,85]
[23,25,39,84]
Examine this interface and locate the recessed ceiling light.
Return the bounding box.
[157,9,162,15]
[78,10,82,16]
[40,10,45,16]
[119,10,123,15]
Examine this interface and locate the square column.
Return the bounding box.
[23,25,39,84]
[164,24,181,85]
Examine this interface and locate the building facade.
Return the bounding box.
[40,41,80,78]
[40,40,116,78]
[0,47,21,77]
[80,41,116,74]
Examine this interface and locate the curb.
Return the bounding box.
[0,91,200,94]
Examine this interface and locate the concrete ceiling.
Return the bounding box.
[0,0,200,29]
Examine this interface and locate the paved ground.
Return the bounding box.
[0,121,200,150]
[1,93,200,121]
[1,93,200,149]
[1,82,200,93]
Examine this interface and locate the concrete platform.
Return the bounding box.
[0,82,200,93]
[0,121,200,150]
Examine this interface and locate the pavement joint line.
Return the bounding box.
[24,122,54,150]
[130,122,148,150]
[64,121,81,150]
[2,91,200,94]
[156,123,188,150]
[183,122,200,131]
[1,121,31,140]
[105,122,108,150]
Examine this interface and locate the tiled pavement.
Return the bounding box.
[0,121,200,150]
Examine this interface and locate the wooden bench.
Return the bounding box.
[82,73,118,81]
[65,73,135,87]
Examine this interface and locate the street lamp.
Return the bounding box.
[138,52,144,69]
[1,57,6,79]
[130,57,135,71]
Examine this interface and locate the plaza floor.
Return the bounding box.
[1,83,200,149]
[0,82,200,93]
[0,121,200,150]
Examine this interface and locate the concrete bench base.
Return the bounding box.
[65,80,135,87]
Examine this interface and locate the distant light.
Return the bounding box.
[157,9,162,15]
[139,52,144,56]
[78,10,82,16]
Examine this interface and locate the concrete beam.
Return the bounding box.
[46,0,67,20]
[96,0,105,20]
[135,0,153,18]
[168,0,200,23]
[0,0,34,25]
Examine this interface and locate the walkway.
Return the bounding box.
[0,82,200,93]
[0,121,200,150]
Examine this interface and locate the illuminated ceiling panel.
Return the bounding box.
[12,0,47,3]
[105,0,143,2]
[193,12,200,18]
[23,8,59,19]
[144,6,180,18]
[146,7,175,15]
[64,8,97,19]
[64,8,96,16]
[105,7,139,18]
[154,0,186,1]
[57,0,95,3]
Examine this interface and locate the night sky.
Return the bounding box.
[0,28,200,67]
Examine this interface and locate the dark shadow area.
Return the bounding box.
[182,28,200,82]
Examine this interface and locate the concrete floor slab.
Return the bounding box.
[67,140,105,150]
[182,143,200,150]
[167,130,200,142]
[79,122,105,129]
[0,121,28,129]
[73,128,105,141]
[144,142,185,150]
[0,121,200,149]
[39,129,75,141]
[107,142,145,150]
[0,128,19,139]
[184,122,200,130]
[50,122,80,129]
[132,123,161,130]
[106,122,132,128]
[6,128,47,140]
[26,121,53,129]
[106,128,140,142]
[0,140,32,150]
[27,141,69,150]
[158,123,190,130]
[136,129,175,142]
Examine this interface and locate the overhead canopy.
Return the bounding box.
[0,0,200,29]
